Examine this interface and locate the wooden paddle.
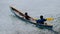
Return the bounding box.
[34,18,54,21]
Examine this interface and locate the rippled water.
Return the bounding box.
[0,0,60,34]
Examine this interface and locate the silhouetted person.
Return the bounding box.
[36,15,47,24]
[25,12,30,20]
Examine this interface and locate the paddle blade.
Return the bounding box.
[33,18,38,20]
[46,18,54,21]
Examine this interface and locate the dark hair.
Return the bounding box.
[25,12,28,15]
[40,15,43,19]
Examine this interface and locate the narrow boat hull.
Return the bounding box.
[10,6,53,30]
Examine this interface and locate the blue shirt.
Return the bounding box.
[36,18,46,24]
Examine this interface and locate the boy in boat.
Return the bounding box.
[36,15,47,24]
[24,12,31,20]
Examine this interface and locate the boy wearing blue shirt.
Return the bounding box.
[36,15,47,24]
